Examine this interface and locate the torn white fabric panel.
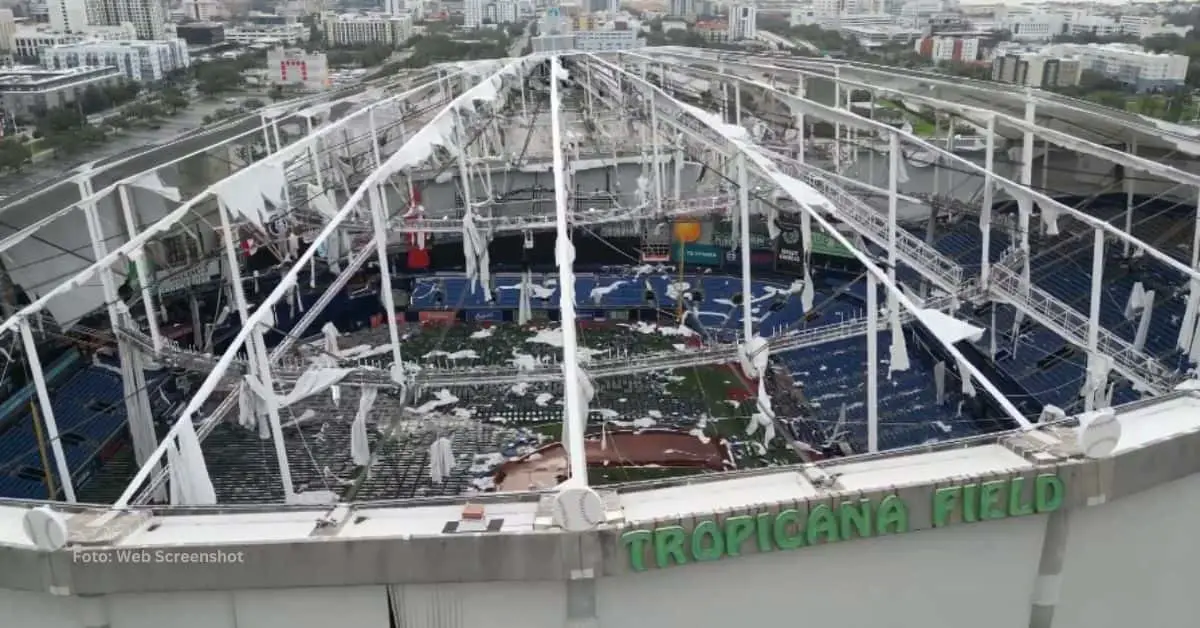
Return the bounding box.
[933,361,946,405]
[955,355,976,398]
[214,174,269,229]
[1133,294,1154,352]
[888,313,910,375]
[167,441,183,505]
[918,308,985,344]
[307,184,339,219]
[518,270,532,325]
[429,436,454,484]
[351,387,377,466]
[1178,279,1200,353]
[176,416,216,505]
[1124,282,1146,320]
[1037,200,1061,236]
[131,171,182,203]
[800,267,815,312]
[238,382,255,429]
[800,211,812,254]
[738,335,769,379]
[322,322,340,358]
[276,367,352,408]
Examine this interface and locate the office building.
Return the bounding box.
[991,53,1082,89]
[0,65,122,120]
[179,0,227,21]
[1044,43,1188,92]
[727,4,755,40]
[669,0,695,18]
[0,9,16,53]
[41,39,190,82]
[224,23,307,46]
[87,0,167,40]
[321,13,413,46]
[47,0,88,33]
[174,22,225,46]
[464,0,484,28]
[914,35,978,62]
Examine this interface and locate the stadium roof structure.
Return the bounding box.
[0,48,1199,569]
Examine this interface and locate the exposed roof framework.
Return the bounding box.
[0,49,1197,514]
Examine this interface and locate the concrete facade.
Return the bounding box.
[1,391,1200,627]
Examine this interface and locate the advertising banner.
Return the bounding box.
[810,232,855,260]
[670,243,725,266]
[775,225,805,273]
[471,310,503,322]
[578,310,608,322]
[711,228,772,251]
[419,310,457,323]
[724,249,775,270]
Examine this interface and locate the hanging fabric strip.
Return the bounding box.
[933,361,947,405]
[955,355,976,398]
[1133,295,1154,352]
[1178,279,1199,353]
[351,387,378,467]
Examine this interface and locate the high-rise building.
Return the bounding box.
[727,4,755,40]
[47,0,88,33]
[87,0,166,40]
[464,0,484,28]
[668,0,695,18]
[0,9,16,52]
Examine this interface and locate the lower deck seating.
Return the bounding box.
[0,361,173,500]
[777,329,1003,453]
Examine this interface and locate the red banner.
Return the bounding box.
[419,310,457,324]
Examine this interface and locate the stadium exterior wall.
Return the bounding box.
[2,393,1200,628]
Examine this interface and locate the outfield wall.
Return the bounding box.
[2,392,1200,628]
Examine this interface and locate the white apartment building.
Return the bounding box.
[321,13,413,47]
[464,0,484,28]
[224,24,307,46]
[0,9,16,53]
[47,0,88,34]
[727,4,755,40]
[574,27,639,51]
[1043,43,1188,92]
[13,23,137,60]
[87,0,166,40]
[41,38,190,82]
[180,0,227,21]
[915,34,978,62]
[496,0,518,24]
[669,0,695,18]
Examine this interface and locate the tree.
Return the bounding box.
[0,138,31,173]
[505,22,524,38]
[160,87,189,112]
[242,98,265,111]
[79,86,110,115]
[196,62,243,95]
[267,84,285,101]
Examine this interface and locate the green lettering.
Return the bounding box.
[932,486,960,527]
[1008,477,1034,516]
[622,530,652,572]
[691,520,724,562]
[772,508,805,550]
[724,515,755,557]
[839,499,873,540]
[980,481,1007,520]
[755,512,774,552]
[876,495,909,534]
[1035,474,1064,513]
[806,504,840,545]
[653,525,688,568]
[962,482,979,523]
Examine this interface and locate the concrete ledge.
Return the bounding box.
[2,405,1200,594]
